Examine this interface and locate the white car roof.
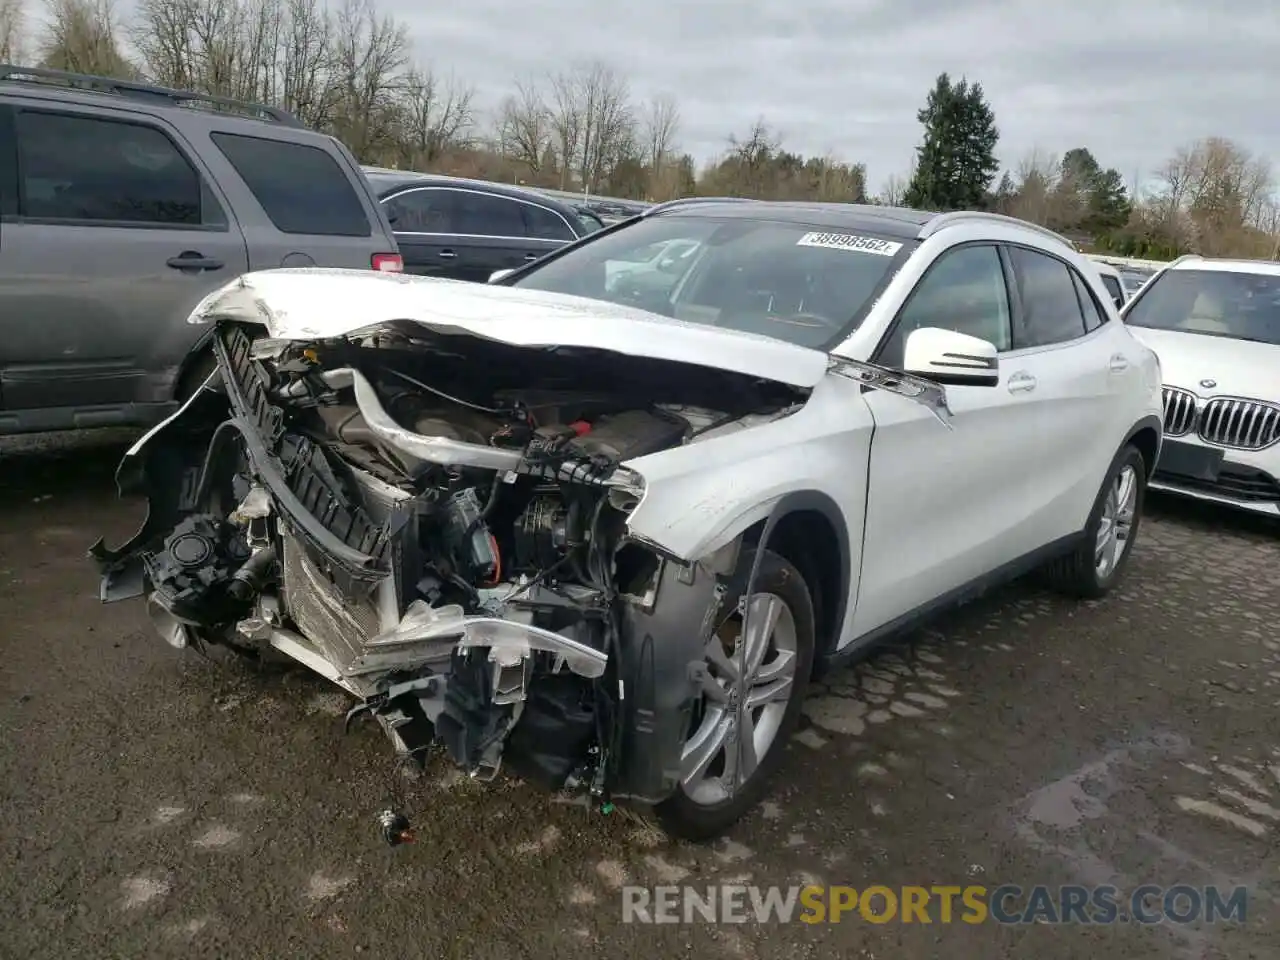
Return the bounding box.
[1086,258,1123,280]
[1168,256,1280,277]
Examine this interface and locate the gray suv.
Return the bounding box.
[0,65,402,435]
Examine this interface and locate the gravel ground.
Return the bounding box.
[1,430,1278,960]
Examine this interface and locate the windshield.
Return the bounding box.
[1099,274,1124,303]
[508,214,913,349]
[1124,268,1280,344]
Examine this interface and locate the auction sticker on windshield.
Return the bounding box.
[796,232,903,257]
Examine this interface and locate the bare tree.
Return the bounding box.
[546,62,634,193]
[1006,148,1059,225]
[1,0,25,63]
[495,78,551,172]
[40,0,134,76]
[395,66,475,167]
[1186,137,1272,226]
[546,69,582,189]
[724,118,779,196]
[1152,144,1197,225]
[641,92,679,177]
[328,0,408,161]
[131,0,196,88]
[877,161,914,206]
[576,63,633,193]
[188,0,254,98]
[132,0,278,99]
[279,0,335,128]
[1150,138,1275,255]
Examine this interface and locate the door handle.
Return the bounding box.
[1007,371,1037,394]
[1109,353,1130,373]
[523,253,540,262]
[438,249,457,259]
[166,252,224,271]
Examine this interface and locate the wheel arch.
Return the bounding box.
[173,327,219,400]
[739,490,852,669]
[1123,415,1162,480]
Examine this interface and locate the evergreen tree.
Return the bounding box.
[903,73,1000,211]
[1052,146,1132,235]
[1085,168,1131,233]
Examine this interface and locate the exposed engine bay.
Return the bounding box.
[94,320,805,810]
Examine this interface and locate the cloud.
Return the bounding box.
[388,0,1278,194]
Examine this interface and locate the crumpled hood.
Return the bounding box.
[1126,326,1280,399]
[188,268,832,389]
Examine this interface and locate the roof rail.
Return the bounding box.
[1163,253,1202,270]
[919,210,1076,249]
[643,196,755,217]
[1088,253,1176,270]
[0,63,305,127]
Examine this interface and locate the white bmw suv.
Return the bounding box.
[1122,255,1280,517]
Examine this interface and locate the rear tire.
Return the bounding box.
[654,548,815,842]
[1043,444,1146,599]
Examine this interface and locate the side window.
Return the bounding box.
[384,189,455,233]
[1099,274,1124,307]
[1008,247,1088,347]
[522,204,575,241]
[880,244,1011,369]
[1072,270,1105,331]
[14,109,223,227]
[210,132,371,237]
[452,192,526,236]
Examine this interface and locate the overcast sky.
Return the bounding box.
[392,0,1278,196]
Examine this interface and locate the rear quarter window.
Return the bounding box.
[210,132,371,237]
[522,203,576,241]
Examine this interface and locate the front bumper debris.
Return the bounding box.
[91,322,724,812]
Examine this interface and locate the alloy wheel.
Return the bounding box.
[1095,463,1139,579]
[680,592,799,806]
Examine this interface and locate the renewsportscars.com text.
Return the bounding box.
[621,884,1249,925]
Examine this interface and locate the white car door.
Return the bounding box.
[1000,245,1132,547]
[852,242,1048,637]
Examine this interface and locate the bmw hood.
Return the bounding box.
[187,268,832,389]
[1126,326,1280,399]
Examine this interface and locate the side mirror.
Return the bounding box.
[488,268,515,283]
[902,327,999,387]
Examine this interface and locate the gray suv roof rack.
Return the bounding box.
[0,63,305,127]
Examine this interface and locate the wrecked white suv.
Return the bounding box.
[93,202,1163,840]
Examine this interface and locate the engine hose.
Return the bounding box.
[565,498,593,585]
[585,497,612,591]
[227,544,279,602]
[192,420,244,509]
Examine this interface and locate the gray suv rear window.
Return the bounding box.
[210,132,371,237]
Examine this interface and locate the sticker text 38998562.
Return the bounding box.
[796,232,903,257]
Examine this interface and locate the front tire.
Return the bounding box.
[655,547,815,842]
[1043,444,1147,599]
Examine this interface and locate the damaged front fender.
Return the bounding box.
[619,373,874,563]
[89,371,231,602]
